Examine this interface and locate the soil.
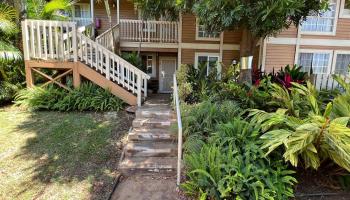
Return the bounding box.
[294,168,350,200]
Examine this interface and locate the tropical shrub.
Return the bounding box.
[250,82,350,172]
[15,82,124,111]
[121,52,146,72]
[182,118,297,200]
[272,64,307,88]
[26,0,74,20]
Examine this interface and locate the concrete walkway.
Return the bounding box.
[113,94,182,200]
[111,174,180,200]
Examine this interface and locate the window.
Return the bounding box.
[141,54,156,78]
[195,53,220,75]
[196,19,220,40]
[340,0,350,17]
[301,1,337,34]
[73,4,91,26]
[298,52,332,74]
[334,53,350,74]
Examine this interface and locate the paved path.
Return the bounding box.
[111,174,180,200]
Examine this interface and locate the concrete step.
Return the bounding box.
[119,157,176,175]
[136,107,174,119]
[132,118,176,129]
[124,142,177,157]
[128,128,176,142]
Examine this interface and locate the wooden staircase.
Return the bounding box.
[21,19,150,106]
[119,96,178,175]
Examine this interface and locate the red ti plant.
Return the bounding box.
[272,64,307,88]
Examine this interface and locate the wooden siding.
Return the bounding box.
[120,0,138,19]
[94,0,118,35]
[275,26,298,38]
[222,50,240,66]
[223,30,242,44]
[265,44,296,72]
[181,49,219,65]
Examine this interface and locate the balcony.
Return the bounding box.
[120,19,179,43]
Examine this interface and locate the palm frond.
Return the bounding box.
[0,3,18,35]
[0,41,22,62]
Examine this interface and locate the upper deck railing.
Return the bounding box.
[120,19,179,43]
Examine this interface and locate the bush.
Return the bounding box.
[182,118,296,200]
[15,82,124,111]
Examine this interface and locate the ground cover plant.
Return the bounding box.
[178,63,350,199]
[15,82,124,111]
[0,106,132,200]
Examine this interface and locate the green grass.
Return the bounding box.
[0,107,131,200]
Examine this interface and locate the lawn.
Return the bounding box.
[0,107,133,200]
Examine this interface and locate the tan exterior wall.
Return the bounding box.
[265,44,296,72]
[120,0,138,19]
[94,1,118,35]
[222,50,240,66]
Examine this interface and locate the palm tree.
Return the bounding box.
[0,3,21,62]
[26,0,75,20]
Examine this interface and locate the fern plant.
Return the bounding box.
[182,118,297,200]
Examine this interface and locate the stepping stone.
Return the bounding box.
[128,128,176,142]
[119,157,177,175]
[124,142,177,157]
[132,118,176,129]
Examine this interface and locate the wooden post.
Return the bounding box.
[177,13,182,70]
[90,0,95,38]
[73,63,81,88]
[25,63,34,87]
[137,72,142,107]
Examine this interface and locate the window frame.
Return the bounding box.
[331,50,350,74]
[72,3,91,19]
[298,49,334,75]
[340,0,350,18]
[195,18,221,41]
[300,0,339,36]
[141,53,157,78]
[194,52,221,75]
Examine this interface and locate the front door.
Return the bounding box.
[159,57,177,93]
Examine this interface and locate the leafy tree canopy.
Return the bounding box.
[134,0,329,55]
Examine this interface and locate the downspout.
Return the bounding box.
[177,12,182,69]
[294,25,302,65]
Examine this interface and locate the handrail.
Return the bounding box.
[77,32,150,106]
[22,19,150,106]
[96,23,120,52]
[173,73,183,186]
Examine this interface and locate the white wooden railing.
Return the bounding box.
[311,73,350,91]
[22,20,78,61]
[173,74,183,186]
[22,19,150,106]
[120,19,178,43]
[96,24,120,52]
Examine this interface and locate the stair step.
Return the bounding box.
[132,118,176,129]
[119,157,177,175]
[136,107,174,118]
[125,142,177,157]
[129,128,176,141]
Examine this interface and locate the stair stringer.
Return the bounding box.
[77,62,137,106]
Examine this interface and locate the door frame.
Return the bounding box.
[159,56,177,93]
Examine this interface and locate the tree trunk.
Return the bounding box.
[239,28,257,85]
